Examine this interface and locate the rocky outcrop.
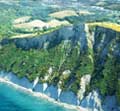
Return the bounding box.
[0,71,79,105]
[0,71,119,111]
[59,91,78,105]
[81,90,103,111]
[1,24,87,51]
[44,85,58,100]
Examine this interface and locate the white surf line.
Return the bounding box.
[0,78,88,111]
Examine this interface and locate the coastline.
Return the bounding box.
[0,77,87,111]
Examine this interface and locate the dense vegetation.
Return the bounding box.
[0,0,120,107]
[0,23,120,105]
[0,40,93,94]
[88,29,120,104]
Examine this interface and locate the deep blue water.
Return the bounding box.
[0,83,76,111]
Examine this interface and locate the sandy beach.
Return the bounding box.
[0,78,88,111]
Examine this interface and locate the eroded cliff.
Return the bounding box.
[0,23,120,111]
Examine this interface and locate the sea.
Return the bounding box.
[0,82,76,111]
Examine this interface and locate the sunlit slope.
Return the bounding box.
[88,22,120,32]
[12,22,120,39]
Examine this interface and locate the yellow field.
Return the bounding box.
[88,22,120,32]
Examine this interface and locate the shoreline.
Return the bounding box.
[0,77,87,111]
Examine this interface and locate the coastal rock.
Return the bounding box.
[34,83,43,93]
[43,83,48,92]
[57,88,62,99]
[33,77,39,89]
[0,72,33,89]
[0,71,119,111]
[0,24,87,51]
[102,96,119,111]
[80,91,119,111]
[80,91,103,111]
[59,91,78,105]
[44,85,58,100]
[78,74,91,101]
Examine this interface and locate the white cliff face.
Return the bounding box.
[43,42,49,49]
[57,80,62,100]
[43,83,48,92]
[62,70,71,75]
[48,67,52,75]
[76,41,81,55]
[33,76,39,88]
[58,88,62,98]
[44,67,53,81]
[44,75,49,81]
[77,99,80,105]
[84,24,94,64]
[85,24,94,49]
[58,81,62,87]
[0,71,119,111]
[62,40,71,49]
[80,90,103,111]
[78,74,91,100]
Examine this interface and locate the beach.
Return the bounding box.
[0,77,87,111]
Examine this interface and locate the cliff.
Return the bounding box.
[0,23,120,111]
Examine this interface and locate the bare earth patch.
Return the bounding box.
[11,33,37,39]
[78,10,94,15]
[13,19,48,29]
[13,16,31,24]
[47,19,71,27]
[13,19,71,29]
[49,10,78,19]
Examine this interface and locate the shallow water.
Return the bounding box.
[0,83,76,111]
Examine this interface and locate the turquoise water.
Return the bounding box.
[0,83,76,111]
